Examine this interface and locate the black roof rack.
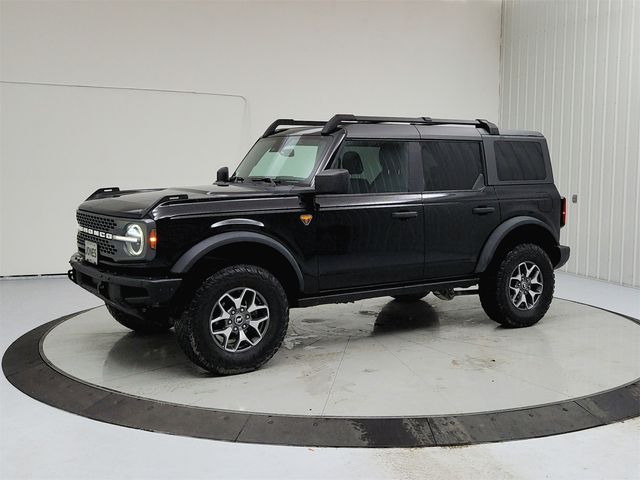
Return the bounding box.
[320,114,499,135]
[262,119,327,137]
[262,115,499,137]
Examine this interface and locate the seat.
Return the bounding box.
[341,151,370,194]
[371,143,407,193]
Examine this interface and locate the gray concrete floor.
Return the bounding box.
[1,273,639,479]
[43,298,640,417]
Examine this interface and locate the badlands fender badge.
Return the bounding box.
[300,214,313,226]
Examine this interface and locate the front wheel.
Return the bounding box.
[174,265,289,375]
[479,243,554,328]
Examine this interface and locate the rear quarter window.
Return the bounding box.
[495,141,547,181]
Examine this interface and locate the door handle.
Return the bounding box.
[392,211,418,219]
[472,206,495,215]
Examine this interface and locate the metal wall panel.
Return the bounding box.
[500,0,640,287]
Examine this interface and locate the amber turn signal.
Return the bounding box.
[300,214,313,226]
[149,229,157,249]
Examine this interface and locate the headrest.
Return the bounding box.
[342,151,363,174]
[379,143,403,172]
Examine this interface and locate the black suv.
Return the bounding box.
[69,114,570,375]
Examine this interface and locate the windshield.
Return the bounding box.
[233,135,332,184]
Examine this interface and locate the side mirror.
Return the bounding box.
[216,167,229,183]
[315,169,350,194]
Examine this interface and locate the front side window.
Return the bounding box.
[331,140,409,193]
[234,135,331,184]
[421,140,483,191]
[495,140,547,181]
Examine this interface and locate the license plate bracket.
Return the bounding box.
[85,240,98,265]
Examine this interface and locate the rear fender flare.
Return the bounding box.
[475,216,558,273]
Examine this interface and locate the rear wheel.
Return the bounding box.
[392,290,430,303]
[174,264,289,375]
[106,305,172,334]
[479,243,554,328]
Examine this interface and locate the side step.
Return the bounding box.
[297,278,479,308]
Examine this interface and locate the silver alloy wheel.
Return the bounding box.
[508,261,544,310]
[209,287,270,352]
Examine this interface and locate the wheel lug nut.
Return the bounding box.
[233,327,237,331]
[228,320,232,324]
[246,315,250,319]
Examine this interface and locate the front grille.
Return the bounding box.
[76,212,118,257]
[76,211,117,232]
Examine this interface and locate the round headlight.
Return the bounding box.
[124,224,144,256]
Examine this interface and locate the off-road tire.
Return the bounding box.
[479,243,554,328]
[392,290,430,302]
[174,264,289,375]
[106,304,172,334]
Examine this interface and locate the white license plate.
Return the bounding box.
[85,240,98,265]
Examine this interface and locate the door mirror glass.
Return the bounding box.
[315,169,350,194]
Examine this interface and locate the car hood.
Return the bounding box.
[77,183,299,218]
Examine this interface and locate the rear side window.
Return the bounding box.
[495,141,547,181]
[421,140,483,191]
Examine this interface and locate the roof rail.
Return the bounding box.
[262,119,327,137]
[319,114,499,135]
[262,115,499,137]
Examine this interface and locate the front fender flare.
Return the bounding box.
[474,216,558,273]
[170,231,305,291]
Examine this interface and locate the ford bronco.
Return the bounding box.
[69,114,570,374]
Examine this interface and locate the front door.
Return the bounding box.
[315,139,424,290]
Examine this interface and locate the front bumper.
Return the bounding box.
[555,245,570,269]
[68,253,182,315]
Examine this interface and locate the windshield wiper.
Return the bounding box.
[249,177,282,185]
[273,176,302,184]
[229,175,244,182]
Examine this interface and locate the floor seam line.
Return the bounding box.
[572,399,608,425]
[425,417,439,446]
[320,336,350,416]
[233,415,251,442]
[371,337,463,413]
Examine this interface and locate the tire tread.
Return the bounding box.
[174,264,289,375]
[479,243,554,328]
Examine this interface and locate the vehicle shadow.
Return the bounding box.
[371,299,441,335]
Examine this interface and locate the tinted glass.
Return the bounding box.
[495,140,547,181]
[421,140,483,191]
[331,140,409,193]
[235,135,331,183]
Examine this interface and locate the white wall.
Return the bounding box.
[0,0,501,276]
[500,0,640,288]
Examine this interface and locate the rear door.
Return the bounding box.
[315,139,424,290]
[419,138,500,278]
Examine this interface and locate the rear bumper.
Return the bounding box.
[555,245,570,269]
[68,253,182,315]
